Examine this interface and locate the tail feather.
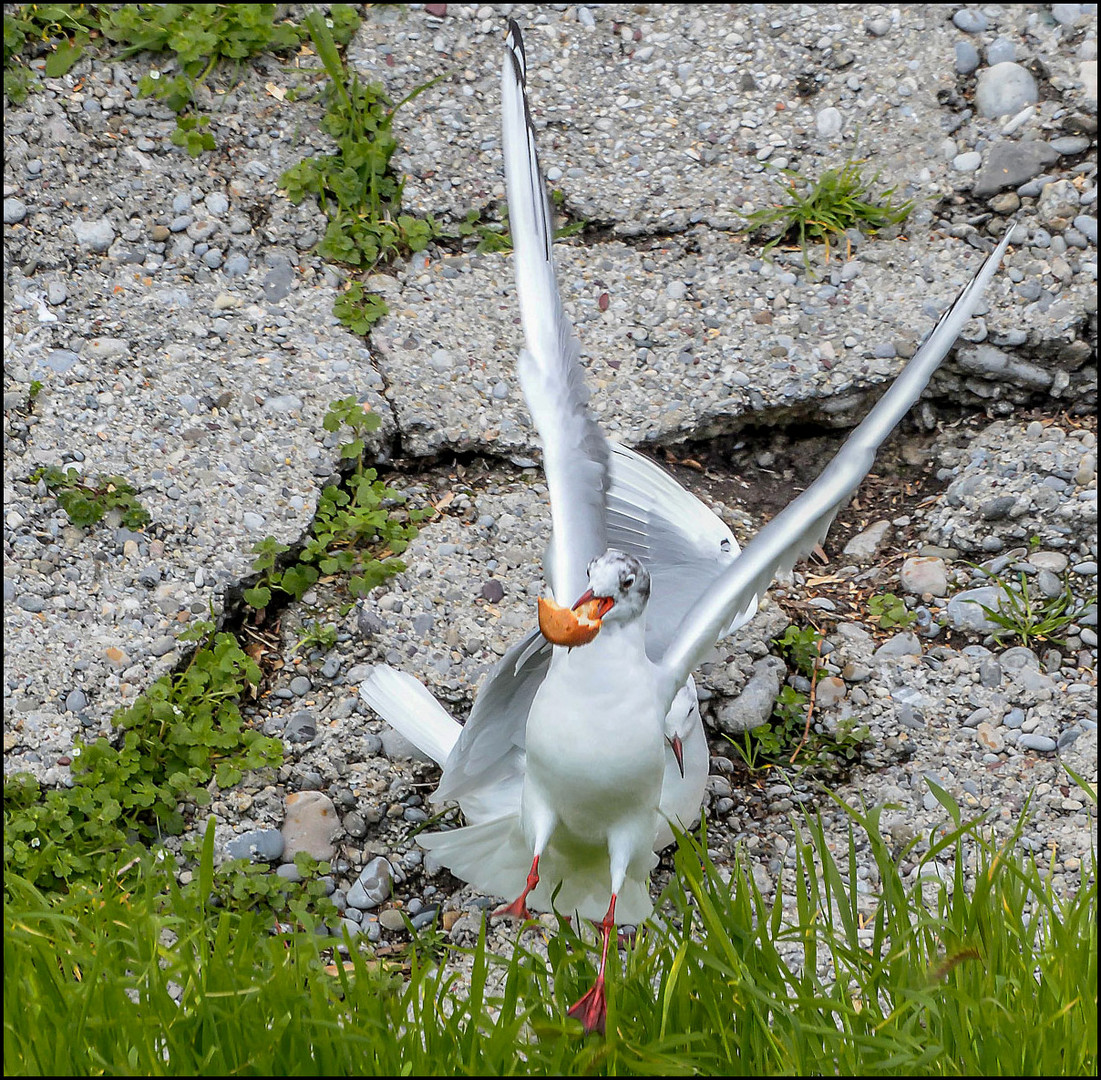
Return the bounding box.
[358,665,460,767]
[419,815,655,924]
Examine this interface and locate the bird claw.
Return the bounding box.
[567,976,607,1035]
[492,896,534,921]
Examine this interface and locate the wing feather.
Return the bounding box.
[502,19,608,604]
[657,227,1016,703]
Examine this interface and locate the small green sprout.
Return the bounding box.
[743,158,914,273]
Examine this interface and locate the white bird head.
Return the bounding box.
[577,550,650,626]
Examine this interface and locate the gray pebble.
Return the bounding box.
[285,710,316,742]
[976,63,1039,118]
[955,42,980,75]
[713,656,786,734]
[842,520,892,560]
[65,688,87,713]
[276,862,303,883]
[411,908,439,931]
[952,151,982,173]
[4,197,28,224]
[1050,136,1091,156]
[973,142,1058,198]
[978,659,1003,687]
[900,556,948,597]
[1018,733,1057,753]
[481,579,505,603]
[816,107,843,138]
[873,633,922,659]
[346,856,393,910]
[46,281,67,305]
[378,726,436,763]
[1074,215,1097,245]
[980,496,1016,520]
[225,828,284,863]
[137,566,161,588]
[71,218,116,253]
[945,587,1006,633]
[379,908,407,932]
[952,9,988,33]
[1051,4,1084,25]
[289,675,313,696]
[985,38,1016,66]
[1001,647,1040,670]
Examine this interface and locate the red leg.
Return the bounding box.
[492,854,540,920]
[567,893,617,1035]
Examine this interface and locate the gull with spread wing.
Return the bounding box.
[361,20,1014,1034]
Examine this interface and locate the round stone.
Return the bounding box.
[975,63,1039,118]
[379,908,407,932]
[900,556,948,597]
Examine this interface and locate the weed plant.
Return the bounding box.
[4,5,360,152]
[965,566,1097,647]
[743,158,914,273]
[244,396,428,611]
[732,624,869,774]
[3,620,282,893]
[867,590,918,630]
[455,190,587,255]
[30,464,151,529]
[5,785,1095,1075]
[280,10,441,332]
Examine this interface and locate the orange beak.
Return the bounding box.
[572,589,615,619]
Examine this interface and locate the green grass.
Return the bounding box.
[6,783,1094,1075]
[743,158,914,274]
[965,566,1097,648]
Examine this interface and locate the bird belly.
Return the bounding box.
[523,669,665,847]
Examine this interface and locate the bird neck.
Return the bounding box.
[554,614,648,674]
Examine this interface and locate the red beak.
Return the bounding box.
[670,733,684,778]
[572,589,615,619]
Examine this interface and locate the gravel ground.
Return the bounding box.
[3,3,1096,968]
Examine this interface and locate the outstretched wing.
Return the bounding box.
[656,227,1016,706]
[502,18,608,605]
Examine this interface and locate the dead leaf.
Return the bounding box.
[265,82,286,102]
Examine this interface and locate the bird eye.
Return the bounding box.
[720,538,731,553]
[624,575,635,589]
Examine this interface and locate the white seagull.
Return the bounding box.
[361,20,1014,1033]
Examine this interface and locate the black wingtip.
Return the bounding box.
[506,18,526,80]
